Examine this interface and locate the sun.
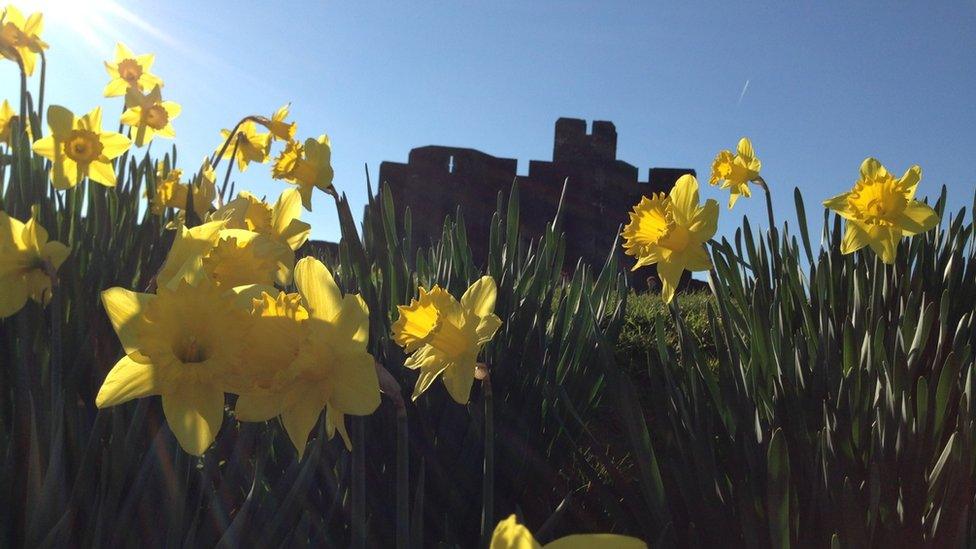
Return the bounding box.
[9,0,154,53]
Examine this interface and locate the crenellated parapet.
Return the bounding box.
[378,119,697,290]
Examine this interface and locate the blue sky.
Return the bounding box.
[4,1,976,244]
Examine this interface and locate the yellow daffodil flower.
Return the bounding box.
[622,175,719,304]
[0,5,47,76]
[490,514,646,549]
[0,206,69,318]
[150,166,185,214]
[202,228,293,288]
[230,288,307,418]
[120,85,181,147]
[392,276,502,404]
[709,137,761,209]
[271,135,334,211]
[213,188,311,254]
[261,103,296,141]
[103,42,162,99]
[823,158,939,264]
[156,219,226,290]
[1,98,18,147]
[151,161,215,217]
[216,120,270,172]
[97,278,250,455]
[32,105,131,189]
[249,257,380,457]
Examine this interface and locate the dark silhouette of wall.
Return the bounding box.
[379,118,696,289]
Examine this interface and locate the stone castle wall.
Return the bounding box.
[378,118,695,289]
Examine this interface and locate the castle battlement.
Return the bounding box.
[378,118,695,289]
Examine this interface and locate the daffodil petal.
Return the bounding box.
[47,105,73,135]
[840,223,871,255]
[161,383,225,456]
[442,361,475,405]
[0,270,29,318]
[668,174,699,225]
[330,351,381,416]
[476,314,502,345]
[657,260,684,304]
[235,393,281,422]
[101,287,154,356]
[545,534,647,549]
[294,257,342,320]
[95,355,161,408]
[460,276,497,318]
[899,201,939,236]
[88,160,117,187]
[280,390,326,459]
[490,515,541,549]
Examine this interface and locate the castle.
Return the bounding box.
[378,118,695,289]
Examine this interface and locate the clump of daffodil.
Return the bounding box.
[0,206,69,318]
[97,278,250,455]
[392,277,502,404]
[241,258,380,457]
[151,160,216,218]
[823,158,939,264]
[272,135,334,211]
[490,514,646,549]
[202,228,293,288]
[621,174,719,304]
[258,103,297,141]
[0,4,47,76]
[103,42,162,99]
[1,98,19,147]
[228,287,308,418]
[32,105,131,189]
[121,85,180,147]
[213,188,311,256]
[216,120,270,172]
[709,137,762,209]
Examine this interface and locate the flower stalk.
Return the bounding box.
[477,362,494,547]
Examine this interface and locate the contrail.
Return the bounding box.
[737,79,751,105]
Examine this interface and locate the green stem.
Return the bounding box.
[755,176,776,231]
[36,51,46,136]
[480,368,495,547]
[210,116,257,171]
[351,416,366,549]
[396,402,409,549]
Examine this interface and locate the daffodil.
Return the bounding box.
[120,85,180,147]
[272,135,334,211]
[213,188,311,253]
[202,228,293,288]
[103,42,162,99]
[32,105,131,189]
[709,137,761,209]
[621,174,718,304]
[261,103,296,141]
[249,258,380,457]
[392,277,502,404]
[216,120,270,172]
[0,98,18,147]
[156,219,226,290]
[151,161,216,217]
[0,206,69,318]
[97,278,250,455]
[823,158,939,264]
[229,288,307,415]
[490,514,646,549]
[0,5,47,76]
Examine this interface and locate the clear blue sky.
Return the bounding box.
[5,1,975,244]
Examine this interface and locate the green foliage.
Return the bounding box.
[620,188,976,546]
